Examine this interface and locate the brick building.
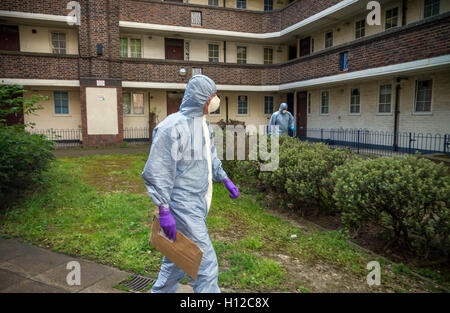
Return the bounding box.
[0,0,449,148]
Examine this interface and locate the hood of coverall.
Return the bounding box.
[278,102,288,113]
[180,74,217,118]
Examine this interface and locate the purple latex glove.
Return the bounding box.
[158,206,176,241]
[223,178,239,199]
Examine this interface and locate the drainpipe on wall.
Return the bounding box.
[225,96,229,123]
[393,81,401,151]
[223,41,227,63]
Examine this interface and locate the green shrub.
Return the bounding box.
[332,155,450,258]
[0,127,55,207]
[260,136,355,213]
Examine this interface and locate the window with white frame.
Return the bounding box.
[123,92,145,115]
[51,32,66,54]
[307,92,311,114]
[385,7,399,29]
[208,0,219,6]
[185,41,190,61]
[350,88,361,114]
[415,79,433,113]
[236,0,246,9]
[264,48,273,64]
[208,44,219,63]
[264,96,274,114]
[120,38,142,58]
[238,95,248,115]
[54,91,69,114]
[264,0,273,11]
[237,46,247,64]
[378,84,392,113]
[192,68,202,76]
[355,19,365,39]
[191,11,202,26]
[424,0,440,18]
[325,32,333,48]
[321,91,329,114]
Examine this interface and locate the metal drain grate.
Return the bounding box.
[118,274,155,292]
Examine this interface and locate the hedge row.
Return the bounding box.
[222,135,449,258]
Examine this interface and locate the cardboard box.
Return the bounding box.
[149,215,203,280]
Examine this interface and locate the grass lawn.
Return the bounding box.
[0,153,443,292]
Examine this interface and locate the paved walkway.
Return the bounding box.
[0,237,193,293]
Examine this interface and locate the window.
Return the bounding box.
[378,84,392,113]
[415,79,433,113]
[424,0,440,18]
[236,0,246,9]
[130,39,142,58]
[120,38,142,58]
[185,41,190,61]
[122,92,131,114]
[191,11,202,26]
[385,7,399,29]
[133,93,144,115]
[325,32,333,48]
[237,46,247,64]
[264,96,274,114]
[54,91,69,114]
[238,95,248,115]
[120,38,128,57]
[264,0,273,11]
[192,68,202,76]
[123,92,145,115]
[0,25,20,51]
[340,52,349,71]
[208,0,218,6]
[51,32,66,54]
[350,88,361,114]
[355,19,365,39]
[307,93,311,114]
[321,91,329,115]
[208,44,219,63]
[264,48,273,64]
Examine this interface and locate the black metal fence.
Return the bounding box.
[29,128,82,148]
[123,127,150,145]
[300,128,450,156]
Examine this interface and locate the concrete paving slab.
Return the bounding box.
[0,238,33,262]
[0,269,28,291]
[78,270,130,293]
[32,259,121,292]
[2,278,68,293]
[0,246,72,278]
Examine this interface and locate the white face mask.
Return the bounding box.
[282,109,287,114]
[208,95,221,113]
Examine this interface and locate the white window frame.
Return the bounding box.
[237,45,247,65]
[264,95,274,115]
[208,42,220,63]
[191,11,202,26]
[236,0,247,9]
[263,47,274,64]
[413,77,434,115]
[237,95,249,116]
[422,0,440,19]
[384,6,400,31]
[354,19,366,39]
[208,0,219,6]
[377,82,394,115]
[49,31,67,55]
[120,36,143,58]
[53,90,70,116]
[349,87,361,115]
[320,90,330,115]
[123,91,145,116]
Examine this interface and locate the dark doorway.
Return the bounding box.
[166,91,183,115]
[0,25,20,51]
[165,38,184,60]
[288,45,297,60]
[299,37,311,57]
[296,91,307,139]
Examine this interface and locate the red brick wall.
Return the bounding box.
[0,53,79,80]
[0,0,69,15]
